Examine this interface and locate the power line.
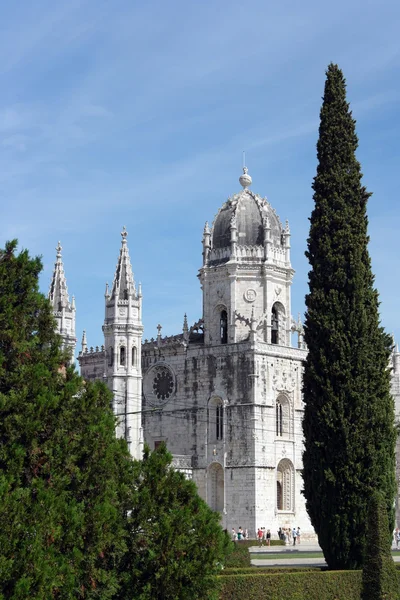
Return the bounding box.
[113,397,307,436]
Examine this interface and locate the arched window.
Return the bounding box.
[277,459,294,511]
[120,346,126,365]
[276,396,290,438]
[132,346,136,367]
[108,346,114,367]
[208,397,225,443]
[216,405,224,440]
[220,310,228,344]
[271,302,286,345]
[271,306,279,344]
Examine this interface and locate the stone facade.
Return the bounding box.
[139,168,312,536]
[58,167,400,538]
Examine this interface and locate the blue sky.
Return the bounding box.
[1,0,400,350]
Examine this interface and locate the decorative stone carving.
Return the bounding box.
[143,363,176,406]
[244,288,257,303]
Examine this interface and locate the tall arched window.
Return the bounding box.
[216,405,224,440]
[271,302,286,345]
[277,459,294,511]
[220,310,228,344]
[208,397,225,443]
[275,395,290,438]
[271,306,279,344]
[132,346,136,367]
[120,346,126,366]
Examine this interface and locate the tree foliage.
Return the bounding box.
[362,491,399,600]
[302,65,396,570]
[118,443,232,600]
[0,240,132,599]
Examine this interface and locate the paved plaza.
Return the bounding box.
[249,543,400,567]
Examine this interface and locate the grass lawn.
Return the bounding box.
[250,552,324,560]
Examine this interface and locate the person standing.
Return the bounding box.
[237,526,243,541]
[292,527,297,546]
[231,528,237,541]
[297,527,301,544]
[266,529,271,547]
[257,527,263,546]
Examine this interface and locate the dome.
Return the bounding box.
[211,169,283,251]
[212,192,264,249]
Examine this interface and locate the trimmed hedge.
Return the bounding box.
[219,570,364,600]
[224,539,284,569]
[223,566,323,575]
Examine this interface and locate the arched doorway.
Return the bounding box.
[207,463,224,512]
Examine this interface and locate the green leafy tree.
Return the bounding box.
[302,64,396,570]
[118,443,232,600]
[0,240,132,599]
[362,491,399,600]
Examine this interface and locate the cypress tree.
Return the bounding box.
[302,64,396,570]
[0,240,132,599]
[362,491,399,600]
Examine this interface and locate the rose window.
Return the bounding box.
[153,369,174,400]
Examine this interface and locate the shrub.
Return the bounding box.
[223,539,284,568]
[222,566,323,575]
[219,570,363,600]
[362,491,400,600]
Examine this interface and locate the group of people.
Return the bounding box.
[278,526,301,546]
[231,527,248,541]
[230,525,301,546]
[257,527,272,545]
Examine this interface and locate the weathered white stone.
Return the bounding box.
[48,241,76,364]
[69,167,400,539]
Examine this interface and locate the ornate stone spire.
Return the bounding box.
[49,242,69,311]
[239,166,252,189]
[48,242,76,362]
[81,330,87,353]
[110,226,136,300]
[183,313,189,334]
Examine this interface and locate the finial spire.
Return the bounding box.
[239,165,252,189]
[81,330,87,352]
[121,226,128,244]
[49,241,69,310]
[110,227,136,300]
[48,242,76,362]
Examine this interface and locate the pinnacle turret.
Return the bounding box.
[49,242,69,311]
[110,226,136,300]
[48,242,76,362]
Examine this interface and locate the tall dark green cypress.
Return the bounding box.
[302,64,396,570]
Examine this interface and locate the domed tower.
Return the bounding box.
[199,167,293,346]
